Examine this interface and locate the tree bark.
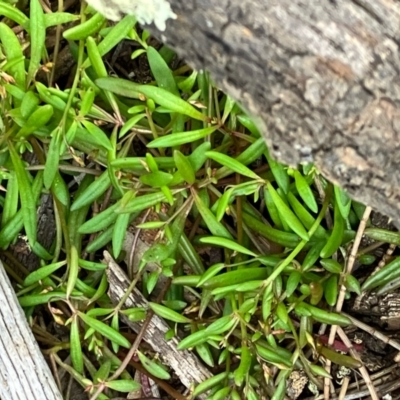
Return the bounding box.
[144,0,400,225]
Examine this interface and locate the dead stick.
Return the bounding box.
[336,326,379,400]
[325,206,372,400]
[338,376,350,400]
[341,312,400,358]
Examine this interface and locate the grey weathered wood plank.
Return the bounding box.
[0,260,63,400]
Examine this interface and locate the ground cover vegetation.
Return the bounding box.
[1,1,400,399]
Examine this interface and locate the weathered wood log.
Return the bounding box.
[0,260,63,400]
[104,251,213,399]
[134,0,400,226]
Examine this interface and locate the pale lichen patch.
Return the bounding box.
[85,0,177,31]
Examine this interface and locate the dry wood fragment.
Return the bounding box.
[104,251,213,399]
[0,260,63,400]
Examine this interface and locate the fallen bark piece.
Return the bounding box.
[104,251,213,398]
[0,260,63,400]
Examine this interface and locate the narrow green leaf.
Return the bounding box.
[81,120,113,151]
[264,148,289,193]
[362,256,400,291]
[286,270,301,297]
[44,12,79,27]
[0,23,25,88]
[309,364,332,379]
[262,284,273,321]
[147,46,179,95]
[88,273,109,305]
[111,313,120,353]
[21,91,39,119]
[177,330,209,350]
[70,171,111,211]
[78,202,119,234]
[120,113,147,138]
[16,105,54,138]
[96,77,208,121]
[234,346,251,386]
[271,378,287,400]
[296,302,351,326]
[24,260,66,286]
[66,246,79,299]
[242,212,301,248]
[82,15,137,68]
[293,170,318,213]
[364,228,400,246]
[140,171,173,188]
[174,150,195,184]
[137,350,171,380]
[19,292,66,307]
[345,274,361,295]
[320,259,343,274]
[148,126,218,148]
[334,185,352,219]
[52,172,70,207]
[1,171,19,229]
[192,372,228,397]
[193,190,233,239]
[196,342,215,367]
[63,12,105,40]
[8,142,37,244]
[266,182,309,241]
[197,263,225,287]
[286,191,326,238]
[137,84,207,120]
[324,274,338,306]
[0,171,43,249]
[105,379,141,392]
[149,302,191,323]
[44,127,62,189]
[78,87,96,118]
[79,259,107,271]
[27,0,46,86]
[78,312,131,348]
[206,151,260,180]
[94,361,111,383]
[255,344,292,367]
[70,316,83,374]
[136,221,165,229]
[318,345,362,368]
[215,188,233,222]
[116,191,167,214]
[264,187,283,228]
[222,95,236,124]
[202,268,268,289]
[320,201,344,258]
[199,236,257,257]
[0,3,29,28]
[112,213,130,258]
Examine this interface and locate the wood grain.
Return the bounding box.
[104,251,213,399]
[0,260,62,400]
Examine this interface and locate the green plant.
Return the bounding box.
[0,1,396,399]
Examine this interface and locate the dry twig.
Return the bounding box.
[324,206,372,399]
